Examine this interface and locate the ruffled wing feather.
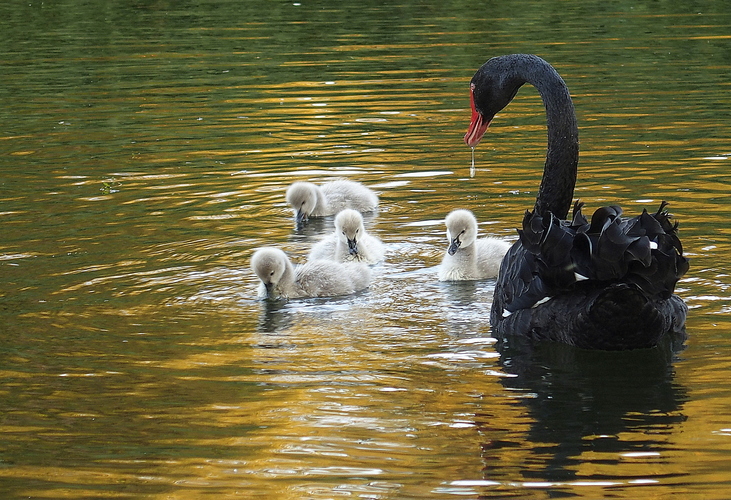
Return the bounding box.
[496,201,688,318]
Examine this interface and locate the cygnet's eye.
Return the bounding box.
[269,270,275,276]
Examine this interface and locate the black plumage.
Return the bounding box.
[465,54,689,350]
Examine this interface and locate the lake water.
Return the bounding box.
[2,0,731,498]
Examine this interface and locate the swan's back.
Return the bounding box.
[354,232,385,264]
[491,202,689,349]
[320,180,379,214]
[474,237,511,278]
[307,236,337,261]
[296,259,372,297]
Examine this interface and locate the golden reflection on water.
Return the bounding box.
[2,1,731,498]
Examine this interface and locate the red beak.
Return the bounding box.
[464,83,490,148]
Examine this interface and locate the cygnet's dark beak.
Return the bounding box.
[294,209,310,231]
[448,237,461,256]
[295,209,308,225]
[347,237,359,256]
[264,282,275,296]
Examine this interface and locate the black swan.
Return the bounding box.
[464,54,689,350]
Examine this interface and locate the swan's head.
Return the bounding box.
[464,55,529,148]
[286,182,318,225]
[250,247,288,296]
[335,209,365,256]
[445,209,478,255]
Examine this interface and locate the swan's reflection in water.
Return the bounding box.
[478,335,689,486]
[256,299,295,334]
[437,279,496,340]
[289,210,380,242]
[289,215,334,241]
[439,279,480,306]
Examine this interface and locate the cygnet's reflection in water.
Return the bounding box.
[439,279,480,306]
[288,214,333,241]
[255,292,371,335]
[289,210,380,241]
[256,299,295,334]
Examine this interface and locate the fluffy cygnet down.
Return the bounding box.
[308,209,385,265]
[286,179,378,225]
[438,209,511,281]
[251,247,372,299]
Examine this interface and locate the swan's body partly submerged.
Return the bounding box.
[286,179,378,226]
[465,54,689,350]
[251,247,371,299]
[439,209,510,281]
[308,209,385,264]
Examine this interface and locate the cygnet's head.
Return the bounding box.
[286,182,318,224]
[335,209,365,256]
[250,247,288,295]
[445,209,478,255]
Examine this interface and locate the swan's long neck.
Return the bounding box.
[525,61,579,220]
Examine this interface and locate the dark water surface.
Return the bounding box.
[2,0,731,498]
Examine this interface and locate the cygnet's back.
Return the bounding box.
[251,247,371,299]
[438,209,510,281]
[321,180,378,214]
[286,179,378,224]
[308,209,385,264]
[297,259,372,297]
